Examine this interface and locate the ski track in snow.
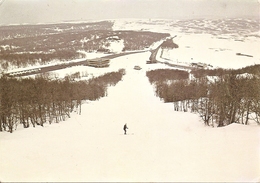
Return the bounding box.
[0,52,260,182]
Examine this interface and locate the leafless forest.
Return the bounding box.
[147,65,260,127]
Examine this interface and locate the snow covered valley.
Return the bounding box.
[0,52,259,182]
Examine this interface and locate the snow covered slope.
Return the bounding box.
[0,52,259,182]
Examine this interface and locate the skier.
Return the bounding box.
[123,123,128,135]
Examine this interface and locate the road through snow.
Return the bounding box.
[0,52,259,182]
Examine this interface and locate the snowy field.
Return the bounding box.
[1,52,259,182]
[158,33,260,69]
[113,19,260,69]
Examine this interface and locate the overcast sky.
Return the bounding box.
[0,0,259,25]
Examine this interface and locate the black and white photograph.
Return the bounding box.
[0,0,259,182]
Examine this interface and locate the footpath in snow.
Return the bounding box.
[0,52,259,182]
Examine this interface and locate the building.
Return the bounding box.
[87,58,110,68]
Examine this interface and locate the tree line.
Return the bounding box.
[146,66,260,127]
[0,21,113,41]
[191,65,260,78]
[0,69,125,133]
[0,50,84,70]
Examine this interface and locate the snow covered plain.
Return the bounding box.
[113,19,260,69]
[1,51,259,182]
